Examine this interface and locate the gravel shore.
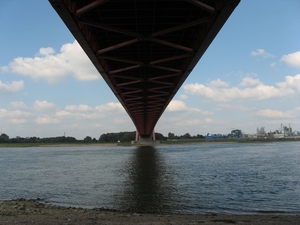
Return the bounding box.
[0,199,299,225]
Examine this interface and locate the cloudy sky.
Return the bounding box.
[1,1,300,140]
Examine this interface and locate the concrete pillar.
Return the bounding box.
[152,130,156,141]
[132,129,159,145]
[135,130,139,142]
[139,135,153,144]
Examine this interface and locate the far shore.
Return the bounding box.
[0,142,118,148]
[0,138,299,148]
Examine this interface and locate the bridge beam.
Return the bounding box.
[49,0,240,137]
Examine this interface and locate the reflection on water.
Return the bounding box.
[119,146,175,213]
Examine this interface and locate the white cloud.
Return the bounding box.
[35,116,60,124]
[59,41,100,81]
[10,101,27,109]
[10,118,28,124]
[157,112,215,135]
[0,109,31,118]
[114,118,126,124]
[210,78,229,88]
[239,77,261,87]
[179,94,188,100]
[95,102,125,113]
[34,100,56,111]
[56,110,72,117]
[58,102,126,120]
[1,41,100,84]
[255,108,299,118]
[56,110,104,120]
[0,101,134,139]
[205,118,213,123]
[276,74,300,91]
[39,47,55,56]
[157,99,217,135]
[167,100,187,111]
[166,100,213,115]
[77,112,105,120]
[180,119,202,126]
[217,103,253,112]
[90,123,104,128]
[281,51,300,68]
[184,75,298,102]
[0,80,24,95]
[65,104,92,112]
[251,49,275,58]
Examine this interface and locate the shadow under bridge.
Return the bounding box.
[49,0,240,140]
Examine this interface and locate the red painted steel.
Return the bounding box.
[49,0,240,137]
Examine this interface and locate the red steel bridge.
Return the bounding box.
[50,0,240,141]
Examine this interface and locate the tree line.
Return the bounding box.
[0,131,204,144]
[96,131,204,142]
[98,131,167,142]
[0,133,95,144]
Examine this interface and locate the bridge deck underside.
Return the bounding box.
[50,0,239,136]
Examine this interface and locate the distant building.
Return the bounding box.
[268,123,294,138]
[257,127,267,137]
[283,125,292,136]
[205,133,227,140]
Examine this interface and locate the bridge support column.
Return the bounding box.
[135,129,139,142]
[132,129,159,145]
[152,129,156,141]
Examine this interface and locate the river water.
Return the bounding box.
[0,142,299,215]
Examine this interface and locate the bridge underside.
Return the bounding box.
[50,0,239,137]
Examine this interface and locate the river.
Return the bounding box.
[0,141,299,215]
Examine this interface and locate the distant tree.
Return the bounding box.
[0,133,9,139]
[35,136,77,143]
[99,133,107,142]
[0,133,9,143]
[155,132,166,140]
[56,136,66,142]
[168,132,175,139]
[84,136,92,142]
[120,131,135,142]
[65,136,77,142]
[29,136,40,142]
[182,133,191,139]
[99,131,136,143]
[196,134,204,139]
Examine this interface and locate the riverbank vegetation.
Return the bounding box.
[0,132,299,148]
[0,131,203,144]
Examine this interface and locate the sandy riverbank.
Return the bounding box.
[0,200,299,225]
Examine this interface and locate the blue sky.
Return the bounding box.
[1,0,300,139]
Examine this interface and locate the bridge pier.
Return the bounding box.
[132,130,159,145]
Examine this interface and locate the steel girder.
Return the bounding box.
[49,0,240,137]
